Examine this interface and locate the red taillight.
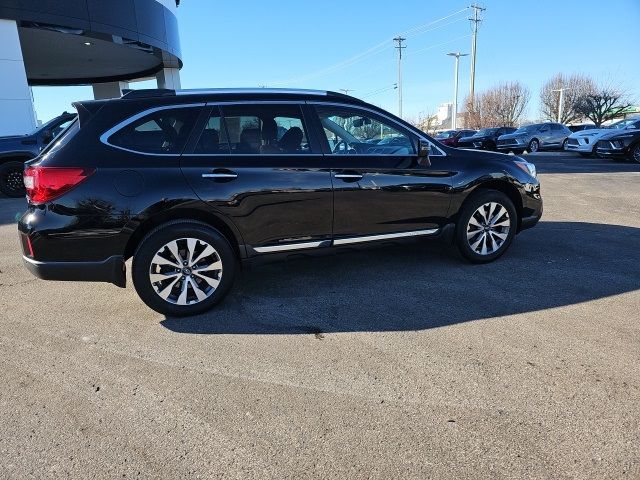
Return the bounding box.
[24,166,95,204]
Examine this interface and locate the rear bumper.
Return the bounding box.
[22,255,126,288]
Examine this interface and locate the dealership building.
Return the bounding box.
[0,0,182,136]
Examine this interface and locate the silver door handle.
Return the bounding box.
[334,174,363,180]
[202,173,238,179]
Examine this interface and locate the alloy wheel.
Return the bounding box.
[2,167,25,196]
[529,140,539,152]
[149,237,222,305]
[632,144,640,163]
[466,202,511,255]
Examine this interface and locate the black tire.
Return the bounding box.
[0,160,26,197]
[579,152,593,158]
[528,139,540,153]
[455,190,518,264]
[486,141,496,151]
[512,149,525,155]
[561,139,568,150]
[132,220,236,316]
[630,143,640,164]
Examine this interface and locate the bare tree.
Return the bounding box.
[575,89,632,127]
[466,82,530,128]
[540,73,596,124]
[408,111,438,134]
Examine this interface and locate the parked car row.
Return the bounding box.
[564,117,640,159]
[435,117,640,163]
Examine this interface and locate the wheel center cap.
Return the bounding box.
[182,267,192,275]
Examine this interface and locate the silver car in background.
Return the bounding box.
[497,122,572,154]
[564,117,640,157]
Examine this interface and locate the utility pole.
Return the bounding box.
[469,3,486,103]
[552,88,568,123]
[447,52,468,130]
[393,36,406,118]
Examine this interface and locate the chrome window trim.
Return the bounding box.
[254,241,327,253]
[333,229,439,246]
[99,103,206,156]
[309,101,447,157]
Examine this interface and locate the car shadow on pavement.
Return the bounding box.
[160,221,640,335]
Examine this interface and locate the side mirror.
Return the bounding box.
[417,139,431,166]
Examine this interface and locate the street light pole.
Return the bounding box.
[552,88,568,123]
[393,37,406,118]
[447,52,468,130]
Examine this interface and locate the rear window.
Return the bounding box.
[108,107,200,154]
[40,118,80,158]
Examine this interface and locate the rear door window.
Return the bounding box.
[220,104,315,154]
[108,106,200,154]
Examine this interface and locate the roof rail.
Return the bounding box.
[175,88,330,96]
[121,89,176,99]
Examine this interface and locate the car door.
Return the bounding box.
[310,103,453,242]
[538,124,553,147]
[550,123,566,146]
[180,103,333,255]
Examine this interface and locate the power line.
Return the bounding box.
[361,84,398,99]
[269,6,470,86]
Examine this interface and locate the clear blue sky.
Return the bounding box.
[32,0,640,124]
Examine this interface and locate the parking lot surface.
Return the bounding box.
[0,152,639,479]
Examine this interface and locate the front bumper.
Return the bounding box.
[564,139,594,153]
[23,255,126,288]
[596,140,629,158]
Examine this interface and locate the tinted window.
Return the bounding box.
[220,105,313,154]
[551,124,563,131]
[109,107,200,154]
[194,110,230,154]
[316,106,415,155]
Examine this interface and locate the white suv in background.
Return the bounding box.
[565,118,640,157]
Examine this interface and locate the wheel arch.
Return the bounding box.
[466,179,524,231]
[123,208,245,261]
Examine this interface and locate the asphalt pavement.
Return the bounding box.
[0,152,638,479]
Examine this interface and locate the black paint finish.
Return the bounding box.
[17,90,542,286]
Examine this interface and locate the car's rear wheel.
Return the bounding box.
[528,139,539,153]
[132,221,236,316]
[630,144,640,163]
[561,139,568,150]
[0,160,26,197]
[456,190,517,264]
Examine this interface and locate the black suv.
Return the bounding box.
[18,89,542,316]
[0,112,76,197]
[457,127,517,151]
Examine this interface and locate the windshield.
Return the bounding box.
[435,130,456,139]
[608,119,638,129]
[475,128,498,136]
[514,125,537,134]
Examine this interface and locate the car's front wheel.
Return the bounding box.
[528,139,539,153]
[630,143,640,163]
[0,160,27,197]
[456,190,517,263]
[132,221,236,316]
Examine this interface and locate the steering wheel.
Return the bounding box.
[332,140,357,154]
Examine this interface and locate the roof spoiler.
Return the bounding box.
[121,89,176,99]
[71,101,106,127]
